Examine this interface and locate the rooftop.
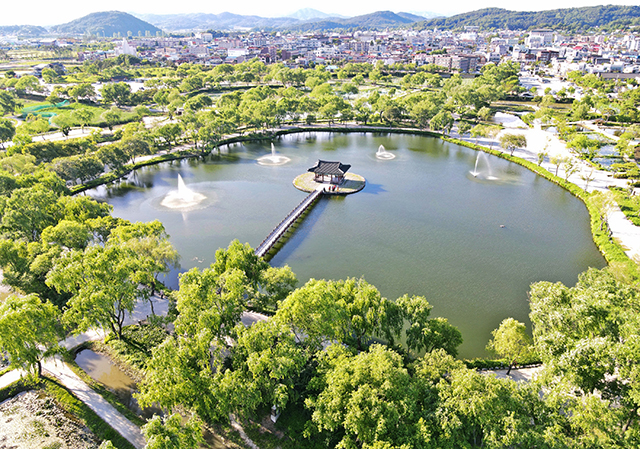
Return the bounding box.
[307,160,351,176]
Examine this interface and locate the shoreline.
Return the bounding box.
[69,123,639,268]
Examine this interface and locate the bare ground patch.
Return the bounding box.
[0,390,99,449]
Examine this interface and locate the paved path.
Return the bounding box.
[455,116,640,261]
[481,365,543,382]
[44,357,146,448]
[0,294,267,448]
[0,296,171,448]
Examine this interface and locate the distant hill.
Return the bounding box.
[136,10,424,32]
[135,12,300,31]
[0,25,48,36]
[293,10,425,31]
[51,11,161,36]
[414,5,640,30]
[286,8,340,21]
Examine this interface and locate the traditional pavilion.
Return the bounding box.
[307,160,351,184]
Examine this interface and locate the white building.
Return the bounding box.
[114,39,137,57]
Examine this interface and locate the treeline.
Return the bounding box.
[129,241,640,448]
[414,5,640,31]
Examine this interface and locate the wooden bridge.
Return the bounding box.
[255,188,324,259]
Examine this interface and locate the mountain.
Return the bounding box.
[396,12,426,22]
[134,12,299,31]
[286,8,339,21]
[51,11,161,36]
[414,5,640,30]
[292,10,424,31]
[0,25,48,36]
[136,10,424,32]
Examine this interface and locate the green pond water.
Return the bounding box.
[88,132,606,358]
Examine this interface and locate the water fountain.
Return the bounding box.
[161,174,206,209]
[375,144,396,160]
[470,152,497,180]
[257,143,291,166]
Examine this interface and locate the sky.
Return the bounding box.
[1,0,639,27]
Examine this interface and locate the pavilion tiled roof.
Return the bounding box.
[307,160,351,176]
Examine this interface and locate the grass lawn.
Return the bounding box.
[21,101,138,126]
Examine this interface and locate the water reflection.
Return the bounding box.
[75,349,160,419]
[87,132,605,358]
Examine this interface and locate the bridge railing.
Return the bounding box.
[255,189,324,258]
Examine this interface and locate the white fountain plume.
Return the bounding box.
[257,143,291,166]
[471,153,481,177]
[376,144,395,160]
[161,174,206,209]
[470,152,497,180]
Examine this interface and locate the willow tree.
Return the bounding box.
[486,318,535,375]
[0,294,62,378]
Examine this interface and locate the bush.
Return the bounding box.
[107,323,169,370]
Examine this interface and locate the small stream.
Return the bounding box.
[75,349,157,420]
[75,349,229,447]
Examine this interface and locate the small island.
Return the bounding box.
[294,159,366,195]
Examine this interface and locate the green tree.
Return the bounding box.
[41,68,58,83]
[53,113,76,137]
[434,366,550,448]
[305,344,418,448]
[457,120,472,136]
[142,414,204,449]
[0,294,62,378]
[499,133,527,156]
[68,83,96,103]
[101,108,121,131]
[216,320,308,415]
[109,220,180,305]
[397,294,463,356]
[72,108,93,133]
[476,106,492,122]
[100,82,131,106]
[0,91,21,115]
[0,118,16,149]
[550,155,563,176]
[486,318,535,375]
[276,277,399,351]
[567,134,601,160]
[155,122,182,150]
[137,332,218,420]
[0,185,62,242]
[430,110,454,134]
[14,75,42,95]
[46,243,148,338]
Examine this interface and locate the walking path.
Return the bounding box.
[0,296,170,448]
[44,356,146,448]
[481,366,543,382]
[454,115,640,261]
[0,294,267,448]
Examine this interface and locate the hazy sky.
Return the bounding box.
[1,0,638,27]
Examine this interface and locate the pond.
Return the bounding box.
[88,132,606,358]
[75,349,157,419]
